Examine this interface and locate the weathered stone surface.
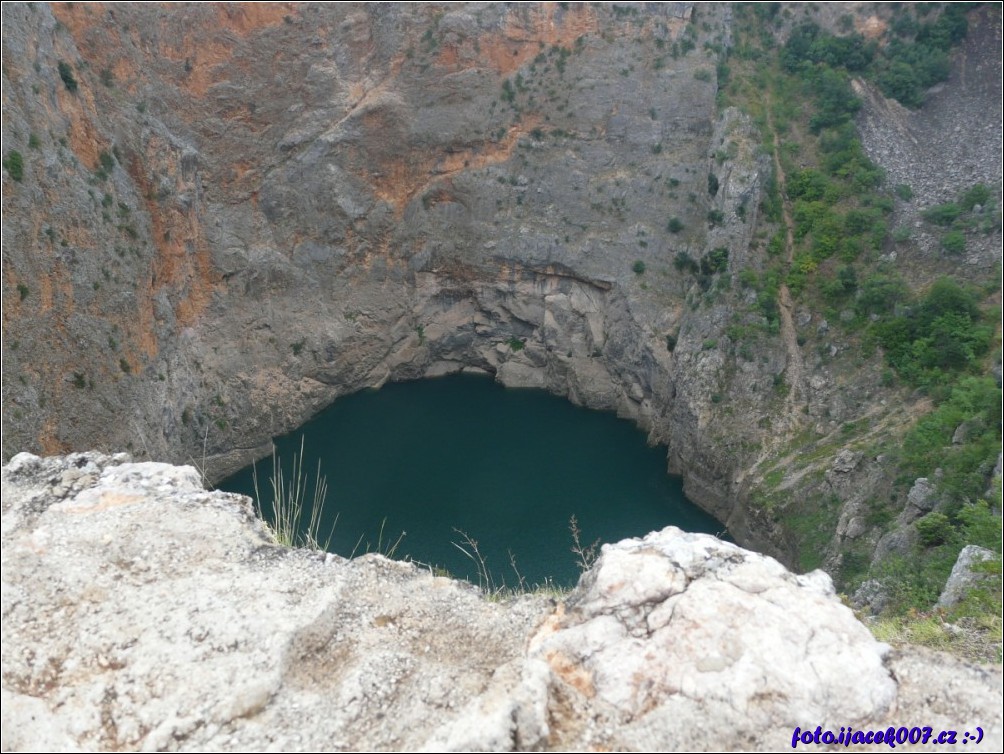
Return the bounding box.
[852,578,891,615]
[906,477,940,519]
[937,545,999,609]
[874,526,919,562]
[831,448,862,474]
[524,530,896,750]
[3,453,1001,751]
[1,452,546,752]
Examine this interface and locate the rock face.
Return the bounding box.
[937,545,999,610]
[3,453,1001,751]
[1,1,779,553]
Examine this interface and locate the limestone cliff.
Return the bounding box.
[2,452,1000,751]
[2,3,1001,578]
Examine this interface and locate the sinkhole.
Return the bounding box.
[218,373,726,588]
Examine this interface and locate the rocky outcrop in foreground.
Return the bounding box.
[2,453,1001,751]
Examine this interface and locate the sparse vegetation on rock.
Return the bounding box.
[3,150,24,181]
[57,60,78,92]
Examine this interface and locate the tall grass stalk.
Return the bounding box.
[349,517,406,559]
[252,437,334,551]
[569,515,600,572]
[451,528,563,601]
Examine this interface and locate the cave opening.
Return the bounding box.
[218,373,726,588]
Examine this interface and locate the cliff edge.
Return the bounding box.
[2,453,1000,751]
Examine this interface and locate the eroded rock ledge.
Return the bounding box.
[2,453,1000,751]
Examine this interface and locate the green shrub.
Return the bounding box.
[99,150,115,174]
[821,265,857,301]
[807,67,861,132]
[767,230,785,256]
[506,336,526,351]
[3,150,24,182]
[673,251,699,274]
[901,376,1001,502]
[894,183,914,201]
[501,79,515,103]
[877,286,991,381]
[960,183,991,211]
[788,168,830,202]
[959,498,1003,554]
[667,217,684,233]
[856,274,909,316]
[707,172,719,196]
[922,277,981,320]
[916,512,952,546]
[632,260,646,275]
[701,247,729,275]
[941,230,966,254]
[922,202,961,226]
[57,61,78,92]
[16,283,29,301]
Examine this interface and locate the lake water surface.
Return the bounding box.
[218,374,725,588]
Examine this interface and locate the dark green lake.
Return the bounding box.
[218,374,725,588]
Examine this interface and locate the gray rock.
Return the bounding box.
[874,526,918,562]
[3,453,1001,751]
[937,545,998,610]
[903,477,939,522]
[842,516,869,540]
[831,449,861,474]
[952,419,984,445]
[852,579,891,615]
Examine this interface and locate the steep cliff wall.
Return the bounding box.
[1,1,779,548]
[2,3,1000,576]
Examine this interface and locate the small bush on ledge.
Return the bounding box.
[58,61,78,92]
[4,150,24,182]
